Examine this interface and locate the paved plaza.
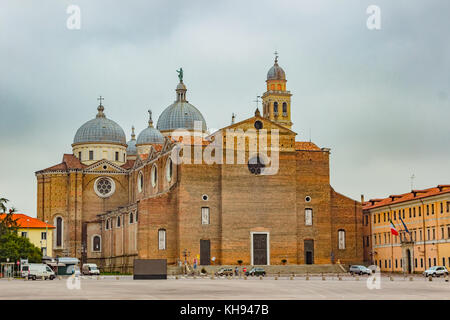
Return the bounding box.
[1,274,449,300]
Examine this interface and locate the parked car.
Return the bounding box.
[349,265,371,275]
[25,263,55,280]
[82,263,100,275]
[423,266,448,277]
[215,268,233,277]
[245,267,266,277]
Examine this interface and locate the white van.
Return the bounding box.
[24,263,55,280]
[82,263,100,275]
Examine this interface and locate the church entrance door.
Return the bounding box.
[304,240,314,264]
[253,234,268,265]
[200,240,210,265]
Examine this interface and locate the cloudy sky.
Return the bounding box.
[1,0,449,217]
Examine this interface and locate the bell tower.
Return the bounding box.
[261,53,293,129]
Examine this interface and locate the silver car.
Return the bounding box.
[349,265,371,275]
[423,266,448,277]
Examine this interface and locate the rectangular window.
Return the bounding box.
[432,228,435,240]
[409,208,411,218]
[427,205,429,215]
[432,204,435,215]
[394,211,396,220]
[419,229,422,241]
[443,258,446,266]
[158,229,166,250]
[115,152,119,161]
[415,258,417,268]
[413,207,416,217]
[378,214,380,223]
[434,258,436,266]
[89,150,94,160]
[41,232,47,240]
[447,201,450,213]
[201,207,210,225]
[383,213,386,222]
[402,209,405,219]
[395,259,398,268]
[338,230,346,250]
[420,258,423,268]
[441,202,444,214]
[78,151,82,160]
[448,225,450,239]
[21,232,27,238]
[419,207,422,216]
[373,214,376,224]
[305,208,313,226]
[427,229,430,240]
[441,227,445,240]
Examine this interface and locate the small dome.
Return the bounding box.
[136,127,164,145]
[267,56,286,81]
[73,104,126,145]
[126,126,137,155]
[157,80,207,132]
[136,110,164,145]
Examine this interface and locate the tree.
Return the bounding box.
[0,207,19,236]
[0,232,42,263]
[0,197,8,213]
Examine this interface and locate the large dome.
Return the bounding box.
[137,111,164,145]
[73,105,126,146]
[267,57,286,81]
[156,80,207,132]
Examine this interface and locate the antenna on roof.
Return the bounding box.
[410,174,415,190]
[309,128,312,143]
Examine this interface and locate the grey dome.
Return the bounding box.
[73,105,126,145]
[136,110,164,145]
[156,80,207,132]
[267,58,286,81]
[136,127,164,145]
[126,126,137,155]
[157,102,207,132]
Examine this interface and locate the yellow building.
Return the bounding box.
[363,185,450,273]
[0,213,55,257]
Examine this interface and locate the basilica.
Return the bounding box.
[36,56,364,272]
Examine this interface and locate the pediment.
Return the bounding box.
[215,116,297,136]
[84,159,128,174]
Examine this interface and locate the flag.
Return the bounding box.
[399,216,410,234]
[389,218,399,236]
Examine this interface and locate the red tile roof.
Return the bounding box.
[295,141,321,151]
[40,154,86,172]
[363,185,450,210]
[121,160,135,169]
[0,213,55,229]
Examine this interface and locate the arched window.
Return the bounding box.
[151,165,158,188]
[117,216,121,228]
[106,219,109,230]
[135,211,138,222]
[166,158,173,182]
[338,229,346,250]
[55,216,63,248]
[273,102,278,115]
[282,102,287,115]
[129,212,134,224]
[138,171,144,193]
[158,229,166,250]
[92,235,101,252]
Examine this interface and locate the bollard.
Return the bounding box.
[409,276,413,281]
[290,276,293,280]
[97,276,100,280]
[306,275,309,281]
[322,275,326,281]
[428,275,433,282]
[338,275,342,281]
[390,276,394,281]
[355,276,359,281]
[175,275,179,280]
[445,275,449,282]
[275,276,278,280]
[42,276,45,281]
[259,276,263,280]
[244,276,247,280]
[58,276,62,280]
[116,276,120,280]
